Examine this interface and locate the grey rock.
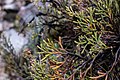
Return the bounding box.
[1,29,28,55]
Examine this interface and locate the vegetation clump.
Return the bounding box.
[3,0,120,80]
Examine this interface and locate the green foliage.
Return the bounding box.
[33,0,120,79]
[30,59,50,80]
[3,0,120,80]
[75,32,107,54]
[30,38,67,79]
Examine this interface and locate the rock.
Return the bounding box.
[0,23,3,31]
[0,21,14,31]
[0,0,14,4]
[18,3,39,26]
[1,29,28,55]
[0,55,9,80]
[3,3,18,10]
[4,0,14,4]
[2,0,25,10]
[0,11,6,21]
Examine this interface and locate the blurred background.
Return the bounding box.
[0,0,34,79]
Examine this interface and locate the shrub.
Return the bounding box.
[3,0,120,80]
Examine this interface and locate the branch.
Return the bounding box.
[82,52,102,79]
[105,46,120,80]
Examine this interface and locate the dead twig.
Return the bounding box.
[105,46,120,80]
[82,52,102,79]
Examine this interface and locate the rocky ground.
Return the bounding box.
[0,55,9,80]
[0,0,35,79]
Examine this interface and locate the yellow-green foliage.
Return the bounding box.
[3,0,120,80]
[29,0,120,79]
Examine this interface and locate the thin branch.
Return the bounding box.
[82,52,102,79]
[105,46,120,79]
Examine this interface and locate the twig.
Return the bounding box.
[66,52,87,60]
[105,46,120,80]
[82,52,102,79]
[67,61,88,80]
